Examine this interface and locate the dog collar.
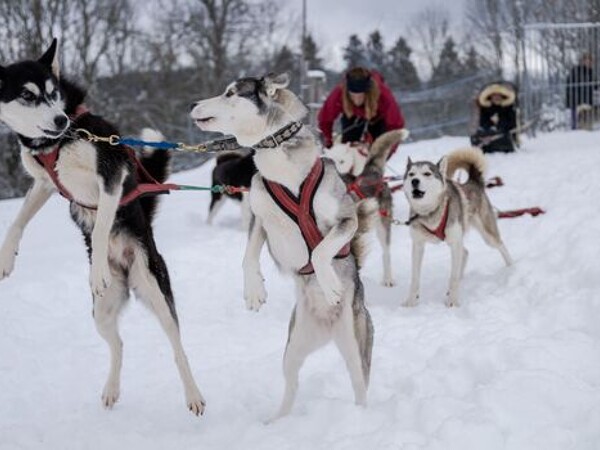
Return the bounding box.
[253,121,304,149]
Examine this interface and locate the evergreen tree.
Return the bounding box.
[272,45,297,75]
[430,36,463,86]
[302,33,322,69]
[387,36,421,90]
[343,34,367,69]
[366,30,387,73]
[462,46,480,76]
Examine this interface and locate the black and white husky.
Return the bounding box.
[0,40,205,415]
[403,147,513,307]
[191,73,375,419]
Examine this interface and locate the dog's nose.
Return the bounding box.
[54,115,68,129]
[411,178,420,188]
[189,102,198,112]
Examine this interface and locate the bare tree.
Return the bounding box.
[409,5,451,76]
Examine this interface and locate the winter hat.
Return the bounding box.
[346,68,372,93]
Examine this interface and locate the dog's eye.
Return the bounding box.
[49,89,59,101]
[21,90,36,102]
[408,172,415,177]
[225,90,234,98]
[424,172,432,177]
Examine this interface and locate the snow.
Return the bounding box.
[1,131,599,449]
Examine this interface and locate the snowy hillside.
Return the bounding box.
[0,131,599,450]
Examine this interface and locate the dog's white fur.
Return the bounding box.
[192,74,374,419]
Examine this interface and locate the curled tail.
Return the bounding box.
[138,128,171,222]
[351,199,378,269]
[368,129,409,169]
[445,147,486,187]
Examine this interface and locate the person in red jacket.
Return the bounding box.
[318,66,405,154]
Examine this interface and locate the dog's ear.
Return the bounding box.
[38,38,60,78]
[263,72,290,97]
[406,156,413,169]
[437,156,448,178]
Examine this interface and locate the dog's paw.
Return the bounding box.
[445,291,460,308]
[186,390,206,417]
[0,245,17,281]
[244,275,267,311]
[101,382,120,409]
[382,276,396,287]
[90,261,112,298]
[317,271,343,307]
[402,293,419,307]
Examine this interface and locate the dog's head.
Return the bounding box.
[190,73,308,146]
[0,39,69,141]
[404,156,448,209]
[327,142,368,177]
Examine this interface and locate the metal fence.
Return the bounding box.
[521,22,600,133]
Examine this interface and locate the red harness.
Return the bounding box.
[419,200,450,241]
[263,158,351,275]
[33,106,178,210]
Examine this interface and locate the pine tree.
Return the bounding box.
[302,33,322,70]
[387,36,421,90]
[343,34,367,69]
[366,30,387,73]
[272,45,297,75]
[462,46,479,76]
[430,36,463,86]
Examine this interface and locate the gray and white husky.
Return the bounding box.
[0,40,205,415]
[403,147,512,307]
[327,129,408,286]
[191,73,375,419]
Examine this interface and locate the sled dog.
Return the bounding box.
[191,73,375,419]
[403,147,512,307]
[327,129,407,286]
[0,40,205,415]
[207,150,256,230]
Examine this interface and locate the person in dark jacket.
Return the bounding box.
[470,82,518,153]
[566,53,597,129]
[318,67,405,157]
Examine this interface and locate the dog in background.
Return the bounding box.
[0,40,205,415]
[403,147,512,307]
[327,129,408,286]
[207,149,256,229]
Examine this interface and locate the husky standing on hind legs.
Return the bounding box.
[0,40,205,416]
[403,147,513,308]
[191,73,375,419]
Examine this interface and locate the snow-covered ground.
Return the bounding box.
[0,131,599,450]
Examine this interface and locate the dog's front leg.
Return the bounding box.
[404,237,425,307]
[243,214,267,311]
[89,176,123,298]
[0,180,53,280]
[312,198,358,307]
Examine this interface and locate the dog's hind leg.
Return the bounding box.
[129,247,205,416]
[474,213,513,266]
[272,294,328,420]
[446,239,465,307]
[207,192,225,225]
[94,269,128,409]
[376,216,394,287]
[333,280,373,406]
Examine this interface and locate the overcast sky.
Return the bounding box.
[283,0,467,70]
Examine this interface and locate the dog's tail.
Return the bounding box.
[138,128,171,222]
[368,128,409,169]
[445,147,486,187]
[351,198,378,270]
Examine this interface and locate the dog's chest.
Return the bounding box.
[251,182,339,271]
[54,142,100,204]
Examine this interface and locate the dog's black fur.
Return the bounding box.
[209,150,256,214]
